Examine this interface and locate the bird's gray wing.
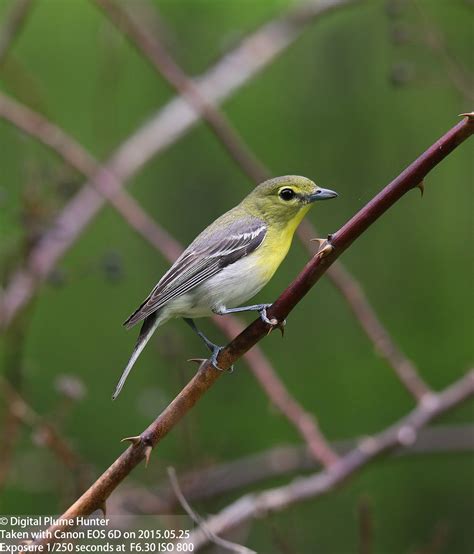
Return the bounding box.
[124,217,267,328]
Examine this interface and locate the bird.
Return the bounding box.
[112,175,338,399]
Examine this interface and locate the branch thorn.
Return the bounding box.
[271,319,286,338]
[187,357,207,366]
[98,501,107,517]
[121,435,142,446]
[144,445,153,467]
[417,180,425,197]
[310,237,326,250]
[311,238,334,259]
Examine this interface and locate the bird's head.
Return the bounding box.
[242,175,338,227]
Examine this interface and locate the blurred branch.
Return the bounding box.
[299,242,431,400]
[93,0,271,183]
[0,91,183,263]
[413,521,450,554]
[167,467,255,554]
[412,0,474,102]
[0,90,337,468]
[0,377,91,490]
[0,308,32,489]
[0,0,355,329]
[182,372,474,551]
[357,496,373,554]
[24,114,474,551]
[0,0,35,67]
[109,424,474,514]
[91,0,430,401]
[0,187,43,489]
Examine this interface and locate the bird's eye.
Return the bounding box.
[279,188,296,201]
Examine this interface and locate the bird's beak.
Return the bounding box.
[307,187,338,202]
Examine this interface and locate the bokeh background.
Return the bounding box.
[0,0,473,552]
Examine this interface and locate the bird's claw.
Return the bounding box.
[188,350,233,372]
[211,346,233,373]
[187,357,207,366]
[259,305,285,336]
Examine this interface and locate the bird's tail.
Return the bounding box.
[112,311,163,400]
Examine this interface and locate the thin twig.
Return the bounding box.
[1,376,92,498]
[413,521,450,554]
[0,0,35,67]
[1,377,86,473]
[0,90,337,467]
[0,394,22,489]
[91,0,430,401]
[358,496,373,554]
[22,115,474,552]
[181,371,474,551]
[93,0,269,183]
[412,0,474,102]
[0,307,32,489]
[167,467,256,554]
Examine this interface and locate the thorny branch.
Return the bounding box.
[91,0,430,401]
[180,371,474,551]
[0,0,470,548]
[0,0,350,467]
[0,89,337,467]
[1,0,429,404]
[23,114,474,551]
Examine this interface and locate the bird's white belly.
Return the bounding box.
[166,255,268,319]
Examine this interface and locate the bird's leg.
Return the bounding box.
[183,318,233,372]
[213,304,286,333]
[184,318,216,353]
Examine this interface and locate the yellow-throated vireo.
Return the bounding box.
[113,175,337,398]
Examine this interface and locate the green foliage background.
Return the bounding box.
[0,0,473,552]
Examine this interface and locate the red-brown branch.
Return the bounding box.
[25,114,474,550]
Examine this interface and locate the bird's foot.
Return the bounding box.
[259,304,286,337]
[188,347,233,372]
[210,345,234,373]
